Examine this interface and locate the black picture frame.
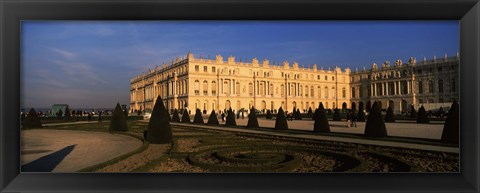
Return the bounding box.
[1,0,479,192]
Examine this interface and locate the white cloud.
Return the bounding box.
[48,47,77,60]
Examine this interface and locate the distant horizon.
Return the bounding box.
[21,21,459,108]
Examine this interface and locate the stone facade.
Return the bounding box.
[130,52,459,114]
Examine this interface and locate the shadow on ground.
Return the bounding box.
[22,144,76,172]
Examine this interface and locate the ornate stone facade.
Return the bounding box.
[130,52,459,114]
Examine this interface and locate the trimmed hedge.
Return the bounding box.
[22,108,42,129]
[193,109,204,124]
[207,110,219,125]
[313,103,330,133]
[417,105,429,123]
[225,108,237,126]
[274,107,288,130]
[384,106,395,123]
[109,103,128,132]
[146,96,173,144]
[332,109,341,121]
[441,101,459,144]
[181,109,191,123]
[171,109,180,122]
[266,110,272,119]
[364,101,388,137]
[247,107,259,128]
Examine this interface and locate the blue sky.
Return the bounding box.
[21,21,459,109]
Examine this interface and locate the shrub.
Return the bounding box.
[181,109,191,123]
[266,110,272,119]
[56,109,63,119]
[307,107,313,118]
[357,104,366,122]
[364,101,388,137]
[193,109,204,124]
[247,107,259,128]
[417,105,429,123]
[109,103,128,132]
[294,108,302,120]
[274,107,288,130]
[171,109,180,122]
[409,105,417,118]
[64,106,73,121]
[146,96,173,144]
[207,110,219,125]
[384,106,395,123]
[225,108,237,126]
[22,108,42,129]
[314,103,330,133]
[441,101,459,144]
[332,109,341,121]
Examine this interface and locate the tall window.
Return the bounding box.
[211,81,216,94]
[259,83,264,95]
[194,80,200,95]
[212,67,216,73]
[428,80,434,93]
[305,86,309,97]
[438,79,444,93]
[203,66,208,72]
[236,82,240,94]
[281,84,285,97]
[310,87,314,97]
[324,87,329,98]
[418,81,423,94]
[249,83,253,96]
[342,88,346,98]
[451,78,456,92]
[203,80,208,95]
[269,84,273,95]
[351,87,356,98]
[195,65,199,72]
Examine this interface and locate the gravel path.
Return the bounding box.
[21,129,143,172]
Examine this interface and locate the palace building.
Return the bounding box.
[130,52,459,114]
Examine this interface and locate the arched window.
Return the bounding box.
[211,81,216,95]
[236,82,240,94]
[438,79,444,93]
[259,82,264,95]
[418,81,423,94]
[428,80,434,93]
[203,80,208,95]
[223,81,229,94]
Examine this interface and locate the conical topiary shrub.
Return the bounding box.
[294,109,302,120]
[171,109,180,122]
[364,101,388,137]
[307,107,313,118]
[266,110,272,119]
[207,110,219,125]
[409,105,417,118]
[384,106,395,123]
[332,108,341,121]
[357,104,366,122]
[64,106,73,121]
[225,108,237,126]
[22,108,42,129]
[146,96,173,144]
[441,101,459,144]
[417,105,429,123]
[314,103,330,133]
[247,107,259,128]
[181,109,191,123]
[109,103,128,132]
[274,107,288,130]
[193,109,204,124]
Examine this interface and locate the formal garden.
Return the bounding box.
[20,97,460,172]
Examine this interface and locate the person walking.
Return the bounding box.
[221,112,225,122]
[351,112,357,128]
[346,111,351,128]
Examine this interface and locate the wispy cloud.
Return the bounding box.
[51,60,108,85]
[47,47,76,60]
